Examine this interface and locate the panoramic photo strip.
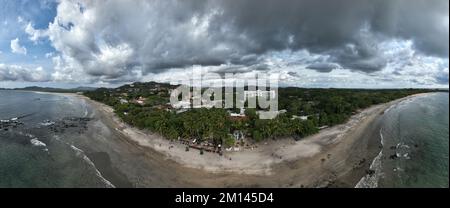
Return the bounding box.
[0,0,448,205]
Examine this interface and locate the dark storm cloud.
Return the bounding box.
[435,73,449,84]
[42,0,448,82]
[306,63,341,73]
[370,0,449,57]
[211,0,448,72]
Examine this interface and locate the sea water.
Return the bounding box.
[0,90,113,188]
[379,92,449,188]
[357,92,449,188]
[1,90,448,188]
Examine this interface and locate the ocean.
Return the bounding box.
[357,92,449,188]
[1,90,449,188]
[0,90,114,188]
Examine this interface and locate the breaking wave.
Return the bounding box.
[69,144,116,188]
[17,132,49,152]
[355,128,385,188]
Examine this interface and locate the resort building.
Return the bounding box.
[229,108,246,117]
[292,115,309,120]
[244,90,277,99]
[119,98,128,104]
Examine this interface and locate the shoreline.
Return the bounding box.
[3,90,442,187]
[21,90,428,187]
[73,93,428,185]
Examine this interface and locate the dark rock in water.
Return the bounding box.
[366,169,376,176]
[48,117,91,134]
[358,158,366,166]
[414,144,419,148]
[389,154,398,159]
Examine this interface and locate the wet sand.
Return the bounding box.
[68,93,426,187]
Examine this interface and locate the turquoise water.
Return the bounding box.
[379,93,449,188]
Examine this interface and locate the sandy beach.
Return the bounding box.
[70,93,426,187]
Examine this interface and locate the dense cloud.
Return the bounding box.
[26,0,448,84]
[10,38,27,55]
[307,63,341,73]
[0,64,50,82]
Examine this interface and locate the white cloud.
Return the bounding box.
[17,16,24,23]
[41,0,252,83]
[0,63,50,82]
[45,52,54,58]
[17,0,448,87]
[10,38,27,55]
[25,22,48,43]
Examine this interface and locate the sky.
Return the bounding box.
[0,0,448,89]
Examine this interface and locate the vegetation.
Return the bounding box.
[84,82,437,147]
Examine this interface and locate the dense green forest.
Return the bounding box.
[84,82,436,147]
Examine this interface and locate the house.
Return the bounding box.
[278,109,287,114]
[244,90,276,99]
[119,98,128,104]
[229,108,246,117]
[171,101,191,109]
[258,109,286,116]
[134,96,146,105]
[292,115,309,120]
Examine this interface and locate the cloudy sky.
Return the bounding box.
[0,0,448,88]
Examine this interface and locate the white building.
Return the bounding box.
[171,101,191,109]
[292,115,309,120]
[230,108,246,117]
[244,90,276,99]
[119,98,128,104]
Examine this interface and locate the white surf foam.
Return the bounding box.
[39,121,55,126]
[30,138,49,152]
[69,144,116,188]
[16,131,49,152]
[355,128,385,188]
[30,138,46,147]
